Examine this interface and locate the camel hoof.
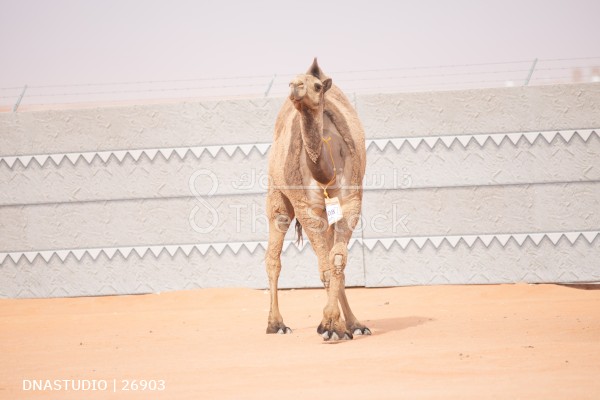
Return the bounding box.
[353,327,372,336]
[266,323,292,334]
[320,330,353,342]
[318,316,353,341]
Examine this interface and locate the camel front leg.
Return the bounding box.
[338,275,371,336]
[265,217,292,334]
[317,253,351,341]
[296,205,351,341]
[316,216,355,341]
[265,193,294,334]
[329,210,371,337]
[315,245,352,340]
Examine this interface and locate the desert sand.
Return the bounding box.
[1,284,599,399]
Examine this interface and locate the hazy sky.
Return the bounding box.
[1,0,599,93]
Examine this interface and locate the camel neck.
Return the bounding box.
[299,108,324,164]
[298,106,335,185]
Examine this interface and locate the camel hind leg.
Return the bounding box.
[265,191,294,334]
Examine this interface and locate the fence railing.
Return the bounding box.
[2,57,599,111]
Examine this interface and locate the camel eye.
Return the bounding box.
[314,82,322,91]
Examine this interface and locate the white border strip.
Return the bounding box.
[1,230,597,265]
[0,129,597,169]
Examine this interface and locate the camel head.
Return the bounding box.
[289,58,332,111]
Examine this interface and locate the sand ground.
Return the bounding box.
[1,284,599,399]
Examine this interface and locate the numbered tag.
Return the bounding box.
[325,197,343,225]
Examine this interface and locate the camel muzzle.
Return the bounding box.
[289,79,306,101]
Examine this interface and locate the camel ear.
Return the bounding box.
[308,58,332,91]
[307,58,323,78]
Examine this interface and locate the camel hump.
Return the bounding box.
[323,85,367,177]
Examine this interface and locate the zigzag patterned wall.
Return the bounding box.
[1,128,597,169]
[2,230,598,265]
[1,83,599,297]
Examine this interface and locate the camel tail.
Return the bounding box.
[295,220,303,246]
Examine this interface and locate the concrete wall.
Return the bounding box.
[1,83,599,298]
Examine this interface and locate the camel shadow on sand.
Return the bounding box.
[318,316,432,344]
[366,316,433,336]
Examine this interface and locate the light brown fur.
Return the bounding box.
[265,59,370,340]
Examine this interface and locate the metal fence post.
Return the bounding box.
[264,74,276,97]
[524,59,538,86]
[13,85,28,112]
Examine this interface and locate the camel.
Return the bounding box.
[265,59,371,340]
